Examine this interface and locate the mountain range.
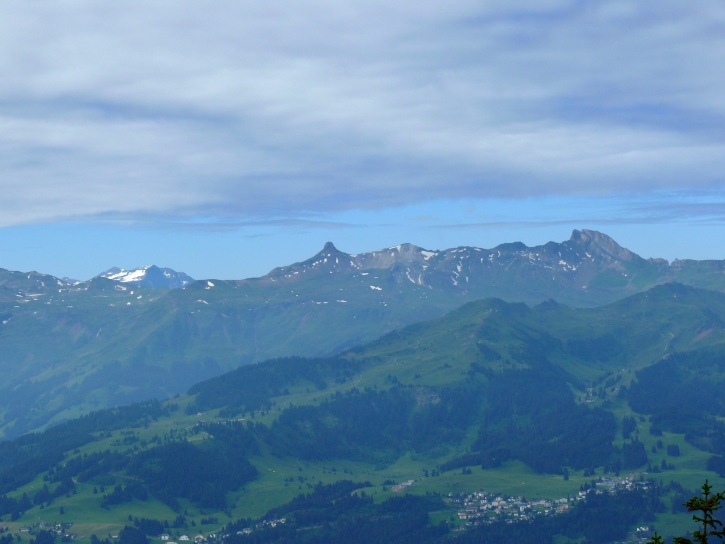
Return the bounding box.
[0,229,723,438]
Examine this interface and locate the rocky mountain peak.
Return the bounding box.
[568,229,638,262]
[317,241,349,259]
[322,241,338,253]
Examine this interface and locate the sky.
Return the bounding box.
[0,1,723,281]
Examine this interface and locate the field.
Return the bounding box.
[2,388,723,543]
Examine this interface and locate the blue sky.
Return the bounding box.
[0,1,723,280]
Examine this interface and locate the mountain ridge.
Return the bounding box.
[0,229,719,292]
[0,230,723,438]
[255,229,723,305]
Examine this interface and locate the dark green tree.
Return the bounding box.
[117,526,147,544]
[648,480,724,544]
[32,532,54,544]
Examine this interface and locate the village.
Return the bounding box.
[12,472,654,543]
[448,472,650,526]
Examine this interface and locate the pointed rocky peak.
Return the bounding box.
[265,242,356,279]
[319,241,347,257]
[567,229,640,262]
[310,242,351,262]
[570,229,615,246]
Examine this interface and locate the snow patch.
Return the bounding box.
[405,268,422,285]
[421,250,437,260]
[107,268,149,282]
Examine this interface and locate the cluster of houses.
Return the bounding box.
[595,473,650,493]
[18,522,76,541]
[450,473,650,526]
[233,517,287,538]
[450,491,573,524]
[159,533,208,544]
[16,526,215,544]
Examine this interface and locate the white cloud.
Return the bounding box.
[0,0,723,226]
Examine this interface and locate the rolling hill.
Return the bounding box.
[0,283,723,543]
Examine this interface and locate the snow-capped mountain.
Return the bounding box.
[98,265,193,289]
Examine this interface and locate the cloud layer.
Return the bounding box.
[1,1,724,226]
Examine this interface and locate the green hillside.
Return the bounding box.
[0,284,724,543]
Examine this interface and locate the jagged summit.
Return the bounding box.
[568,229,638,262]
[259,230,708,304]
[267,241,443,280]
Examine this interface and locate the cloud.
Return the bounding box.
[0,0,724,226]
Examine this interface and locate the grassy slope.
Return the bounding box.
[1,285,725,540]
[4,395,722,541]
